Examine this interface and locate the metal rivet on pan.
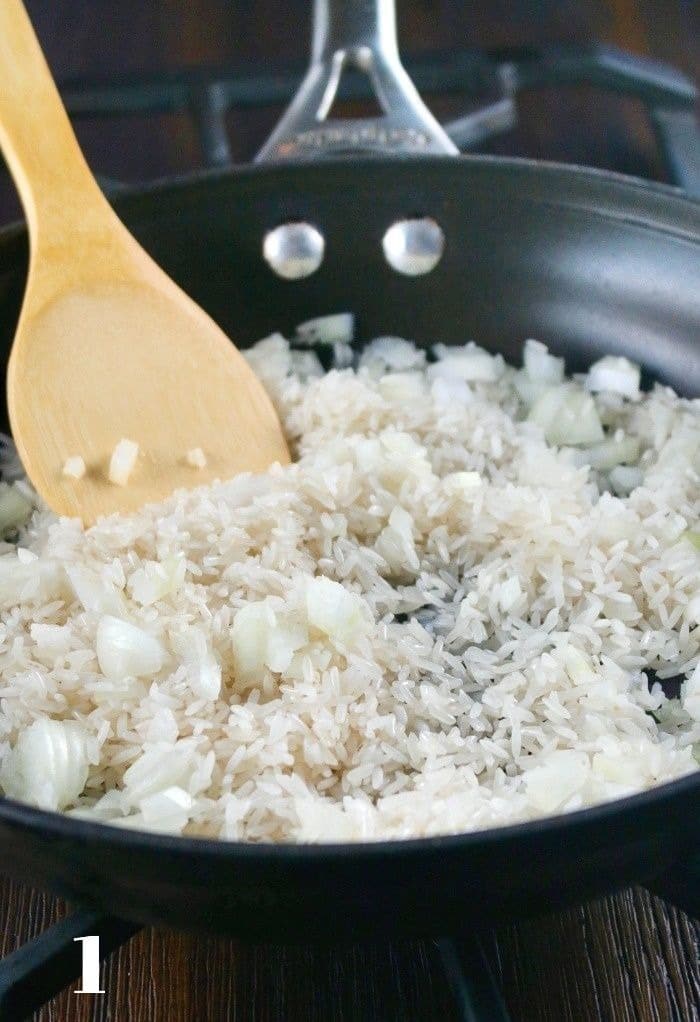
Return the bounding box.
[262,222,325,280]
[382,217,445,276]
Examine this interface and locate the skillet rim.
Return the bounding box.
[0,151,698,863]
[0,770,698,861]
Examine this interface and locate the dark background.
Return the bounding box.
[1,2,699,1020]
[0,0,695,210]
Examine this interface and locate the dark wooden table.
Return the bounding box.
[1,2,699,1019]
[2,879,698,1021]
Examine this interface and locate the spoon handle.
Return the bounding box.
[0,0,101,240]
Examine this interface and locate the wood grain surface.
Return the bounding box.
[0,2,697,1020]
[0,877,696,1021]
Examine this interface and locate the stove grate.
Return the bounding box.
[0,909,512,1022]
[41,43,700,195]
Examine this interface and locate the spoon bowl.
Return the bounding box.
[0,0,289,524]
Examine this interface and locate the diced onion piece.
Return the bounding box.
[524,750,590,812]
[96,614,165,679]
[0,556,66,609]
[513,374,549,407]
[429,344,500,383]
[686,594,700,625]
[290,350,324,380]
[122,743,194,806]
[580,436,640,471]
[108,438,139,486]
[682,664,700,722]
[523,339,564,385]
[66,564,127,617]
[127,556,185,606]
[685,530,700,551]
[359,337,425,373]
[563,646,596,685]
[0,718,92,810]
[375,506,420,574]
[498,576,522,613]
[585,355,641,399]
[431,376,473,406]
[378,371,425,404]
[186,448,207,469]
[306,576,370,646]
[62,456,86,480]
[609,465,643,495]
[528,385,604,446]
[591,752,642,785]
[144,707,179,745]
[231,602,307,678]
[295,313,354,347]
[171,626,221,700]
[443,471,482,495]
[265,619,308,673]
[0,482,32,535]
[332,341,354,369]
[139,785,192,833]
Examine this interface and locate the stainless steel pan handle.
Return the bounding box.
[255,0,458,162]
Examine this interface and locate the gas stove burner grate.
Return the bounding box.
[54,43,699,195]
[0,908,511,1021]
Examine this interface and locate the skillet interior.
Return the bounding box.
[0,156,697,937]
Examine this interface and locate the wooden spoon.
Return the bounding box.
[0,0,290,525]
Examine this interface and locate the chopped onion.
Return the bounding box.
[127,556,185,606]
[332,341,354,369]
[524,750,590,812]
[171,626,221,699]
[295,313,354,347]
[443,471,482,495]
[62,456,86,480]
[375,506,420,575]
[430,376,473,406]
[378,371,426,404]
[685,530,700,551]
[306,576,370,646]
[498,576,522,613]
[108,438,139,486]
[578,436,640,471]
[682,664,700,722]
[122,742,194,806]
[96,615,165,679]
[30,622,72,656]
[429,344,500,383]
[528,385,604,446]
[523,339,564,385]
[66,564,127,617]
[585,355,641,399]
[231,602,273,677]
[265,619,308,673]
[564,646,596,685]
[513,374,548,408]
[291,350,324,380]
[592,751,642,785]
[139,785,192,833]
[609,465,643,495]
[359,337,426,374]
[0,556,66,609]
[186,448,207,469]
[231,601,307,678]
[0,718,92,811]
[0,482,32,536]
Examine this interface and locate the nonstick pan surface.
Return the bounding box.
[0,156,698,938]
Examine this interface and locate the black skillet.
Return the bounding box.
[0,0,697,1007]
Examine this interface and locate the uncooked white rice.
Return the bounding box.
[0,326,698,842]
